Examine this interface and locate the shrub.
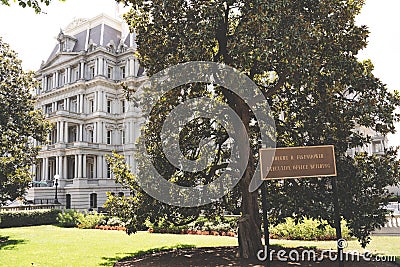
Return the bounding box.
[0,209,61,228]
[57,209,82,228]
[270,217,351,241]
[77,211,105,229]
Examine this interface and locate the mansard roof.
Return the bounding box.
[41,14,135,70]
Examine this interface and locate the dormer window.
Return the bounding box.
[57,30,77,53]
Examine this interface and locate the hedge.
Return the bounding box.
[0,209,62,228]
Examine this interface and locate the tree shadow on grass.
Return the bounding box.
[0,236,26,250]
[99,244,195,267]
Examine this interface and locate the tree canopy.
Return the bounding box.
[0,37,50,205]
[108,0,400,257]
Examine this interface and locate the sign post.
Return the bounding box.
[259,145,342,266]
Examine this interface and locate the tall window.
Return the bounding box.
[89,99,94,113]
[90,193,97,209]
[106,164,111,178]
[73,67,79,82]
[66,194,71,209]
[107,100,112,113]
[121,130,125,144]
[90,66,95,79]
[87,158,94,178]
[121,100,125,113]
[58,71,65,87]
[107,130,112,145]
[107,66,113,79]
[120,66,126,79]
[87,129,94,143]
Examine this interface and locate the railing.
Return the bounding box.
[0,204,61,212]
[373,215,400,235]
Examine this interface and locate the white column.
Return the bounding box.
[44,158,49,181]
[93,122,97,143]
[80,61,85,80]
[55,156,60,176]
[64,121,69,143]
[66,97,70,111]
[74,155,78,178]
[98,122,103,144]
[95,58,99,76]
[79,124,83,142]
[97,156,103,178]
[78,154,83,178]
[55,71,59,88]
[41,159,45,181]
[130,121,136,144]
[56,122,60,142]
[129,57,135,76]
[103,156,108,178]
[63,156,68,179]
[79,94,84,113]
[60,121,64,143]
[59,156,63,179]
[66,67,71,84]
[94,92,98,112]
[98,91,104,112]
[82,155,87,178]
[98,57,104,76]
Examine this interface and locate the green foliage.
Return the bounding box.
[270,217,350,241]
[56,209,83,228]
[113,0,400,254]
[77,211,105,229]
[106,216,125,227]
[0,0,65,13]
[57,210,107,229]
[0,209,61,228]
[0,37,51,205]
[146,216,239,234]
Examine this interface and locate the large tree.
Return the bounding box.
[0,37,50,205]
[108,0,400,257]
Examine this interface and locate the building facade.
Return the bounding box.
[27,14,146,210]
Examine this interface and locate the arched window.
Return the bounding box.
[90,193,97,209]
[66,194,71,209]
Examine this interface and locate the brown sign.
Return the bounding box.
[260,145,337,180]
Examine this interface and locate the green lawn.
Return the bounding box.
[270,237,400,263]
[0,225,237,267]
[0,225,399,267]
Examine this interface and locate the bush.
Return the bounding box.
[270,217,351,241]
[77,212,105,229]
[57,209,83,228]
[0,209,61,228]
[107,217,125,227]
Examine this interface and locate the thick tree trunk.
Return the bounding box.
[237,162,263,258]
[236,101,263,258]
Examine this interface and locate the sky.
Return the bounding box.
[0,0,399,146]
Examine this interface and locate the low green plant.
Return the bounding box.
[57,209,82,228]
[107,217,125,227]
[0,209,61,228]
[77,211,105,229]
[270,217,351,241]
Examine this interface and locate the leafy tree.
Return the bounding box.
[108,0,400,257]
[0,37,50,205]
[0,0,64,13]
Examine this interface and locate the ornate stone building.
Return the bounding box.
[27,14,146,210]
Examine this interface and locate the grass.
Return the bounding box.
[0,225,237,267]
[270,237,400,264]
[0,225,399,266]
